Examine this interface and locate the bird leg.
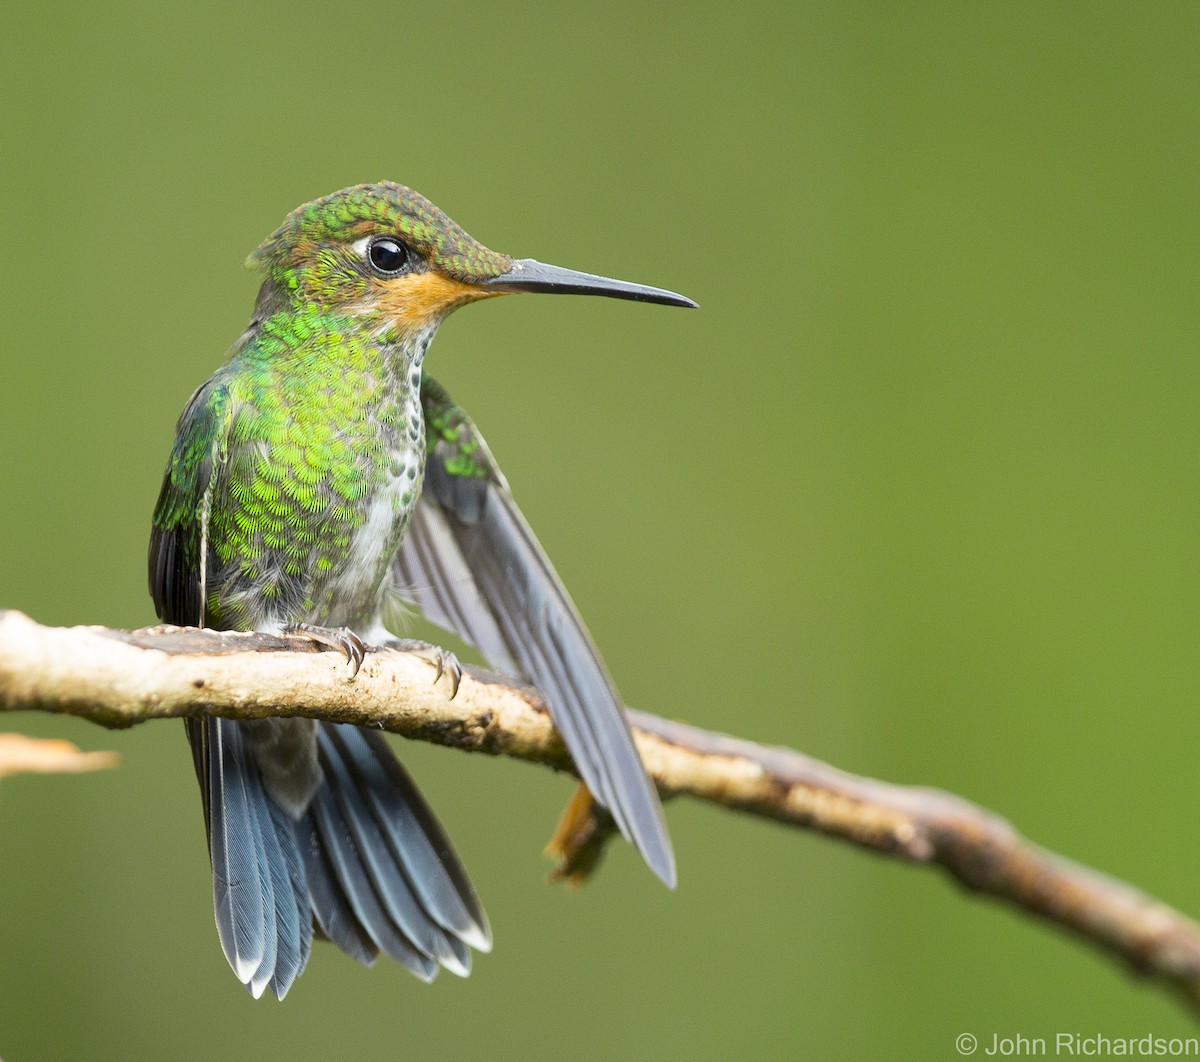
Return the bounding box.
[281,623,366,676]
[376,638,463,699]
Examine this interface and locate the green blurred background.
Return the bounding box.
[3,2,1199,1058]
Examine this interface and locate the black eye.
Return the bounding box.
[368,237,410,275]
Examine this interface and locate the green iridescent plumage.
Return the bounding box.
[152,300,414,628]
[421,376,493,482]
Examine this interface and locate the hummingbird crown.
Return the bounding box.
[248,182,513,306]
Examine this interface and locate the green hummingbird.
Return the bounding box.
[148,182,695,999]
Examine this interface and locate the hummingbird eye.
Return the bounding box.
[367,236,411,275]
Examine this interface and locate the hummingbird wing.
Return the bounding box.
[393,375,675,888]
[148,379,231,628]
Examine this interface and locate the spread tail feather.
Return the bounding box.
[187,717,489,998]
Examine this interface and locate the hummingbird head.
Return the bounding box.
[248,182,696,332]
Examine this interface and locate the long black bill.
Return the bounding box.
[482,258,697,308]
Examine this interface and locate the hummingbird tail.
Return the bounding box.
[187,716,311,999]
[186,718,490,999]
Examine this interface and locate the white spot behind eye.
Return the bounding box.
[351,236,373,260]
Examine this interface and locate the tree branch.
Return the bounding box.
[1,608,1198,1014]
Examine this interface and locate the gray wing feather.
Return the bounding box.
[401,502,517,675]
[395,383,675,888]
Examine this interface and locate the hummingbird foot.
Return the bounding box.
[282,623,367,677]
[382,639,463,700]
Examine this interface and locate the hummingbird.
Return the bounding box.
[148,182,695,999]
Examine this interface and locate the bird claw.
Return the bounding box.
[283,623,367,677]
[386,639,463,699]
